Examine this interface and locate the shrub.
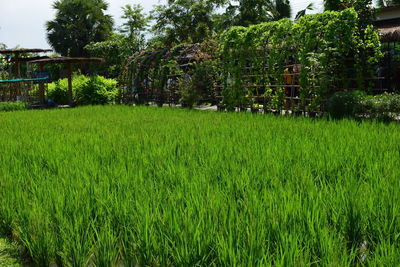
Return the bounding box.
[48,75,120,105]
[0,101,27,112]
[327,91,400,119]
[360,93,400,119]
[326,90,366,118]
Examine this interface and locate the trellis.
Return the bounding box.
[122,42,219,106]
[219,9,383,114]
[123,9,384,114]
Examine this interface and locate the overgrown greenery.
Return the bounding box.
[0,102,27,112]
[220,9,383,110]
[327,90,400,119]
[85,4,149,79]
[124,41,220,107]
[0,105,399,265]
[48,74,120,105]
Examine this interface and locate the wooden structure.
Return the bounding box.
[124,43,218,106]
[375,5,400,91]
[0,48,52,102]
[28,57,105,106]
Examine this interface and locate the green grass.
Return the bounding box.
[0,105,399,266]
[0,102,27,112]
[0,239,21,267]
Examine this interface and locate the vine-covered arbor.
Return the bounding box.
[123,42,219,107]
[376,21,400,91]
[124,9,385,114]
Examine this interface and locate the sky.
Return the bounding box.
[0,0,323,49]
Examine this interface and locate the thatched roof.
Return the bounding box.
[28,57,105,65]
[0,48,52,54]
[378,24,400,42]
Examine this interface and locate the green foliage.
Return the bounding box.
[119,4,149,40]
[85,5,148,79]
[85,33,136,79]
[216,0,291,29]
[220,9,383,110]
[327,91,400,119]
[46,0,113,57]
[359,93,400,119]
[326,90,366,118]
[0,239,21,267]
[323,0,343,11]
[0,106,400,265]
[48,74,120,105]
[178,60,219,107]
[0,102,27,112]
[150,0,223,47]
[124,41,220,106]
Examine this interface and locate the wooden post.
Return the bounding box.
[67,63,74,106]
[39,63,46,105]
[13,52,21,100]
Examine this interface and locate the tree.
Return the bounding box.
[215,0,291,29]
[119,4,149,43]
[86,5,149,78]
[150,0,225,47]
[46,0,113,57]
[323,0,343,11]
[324,0,374,28]
[272,0,292,20]
[295,3,314,20]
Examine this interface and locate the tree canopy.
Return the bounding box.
[46,0,113,57]
[86,5,149,78]
[150,0,224,47]
[150,0,292,47]
[119,4,149,41]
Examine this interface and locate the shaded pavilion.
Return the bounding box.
[28,57,105,106]
[0,48,52,77]
[0,48,52,101]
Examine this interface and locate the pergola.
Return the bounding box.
[0,49,52,101]
[0,48,52,77]
[28,57,105,106]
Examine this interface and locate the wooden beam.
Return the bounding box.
[39,63,45,105]
[67,63,74,107]
[13,52,20,99]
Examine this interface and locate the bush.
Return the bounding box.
[48,75,120,105]
[326,90,366,118]
[327,91,400,119]
[359,93,400,119]
[0,101,27,112]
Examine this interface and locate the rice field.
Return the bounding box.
[0,105,399,266]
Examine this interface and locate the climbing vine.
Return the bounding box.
[220,8,383,111]
[123,9,383,112]
[122,41,220,106]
